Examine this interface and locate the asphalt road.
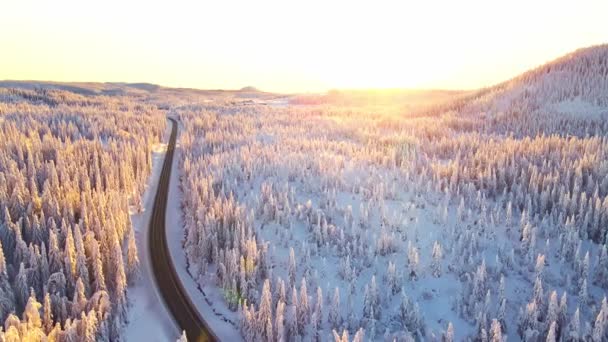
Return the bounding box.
[149,117,217,342]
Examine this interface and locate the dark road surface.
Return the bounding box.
[149,117,217,342]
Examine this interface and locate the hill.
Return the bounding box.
[421,44,608,118]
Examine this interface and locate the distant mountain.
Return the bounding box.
[0,80,161,96]
[122,83,161,92]
[239,86,260,92]
[425,44,608,118]
[0,80,100,95]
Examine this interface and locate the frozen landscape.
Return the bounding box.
[173,45,608,341]
[0,44,607,341]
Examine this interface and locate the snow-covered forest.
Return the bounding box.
[0,87,165,340]
[0,44,607,342]
[177,45,608,341]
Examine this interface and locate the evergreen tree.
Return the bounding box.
[297,278,309,333]
[431,241,443,277]
[490,319,502,342]
[14,263,29,312]
[591,304,606,342]
[314,286,323,328]
[595,245,608,288]
[546,321,557,342]
[42,292,53,334]
[275,300,286,342]
[288,248,296,288]
[258,279,272,335]
[328,287,341,330]
[125,227,140,285]
[566,307,581,341]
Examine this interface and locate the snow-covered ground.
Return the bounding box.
[165,122,243,341]
[125,122,179,342]
[172,101,608,342]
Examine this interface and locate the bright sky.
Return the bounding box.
[1,0,607,93]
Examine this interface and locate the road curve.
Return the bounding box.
[149,117,217,342]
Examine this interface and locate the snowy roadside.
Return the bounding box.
[165,123,243,341]
[125,121,179,341]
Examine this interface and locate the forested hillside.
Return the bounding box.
[422,44,608,120]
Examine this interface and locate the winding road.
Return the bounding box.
[149,117,216,342]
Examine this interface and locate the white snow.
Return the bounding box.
[125,122,179,342]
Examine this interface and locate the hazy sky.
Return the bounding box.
[1,0,607,92]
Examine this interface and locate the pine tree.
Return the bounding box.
[48,322,62,341]
[533,275,544,307]
[258,279,272,335]
[23,289,42,330]
[263,316,273,342]
[595,245,608,288]
[347,283,357,330]
[521,222,533,256]
[546,291,559,331]
[49,228,64,275]
[591,304,606,342]
[310,312,321,342]
[328,287,341,330]
[431,241,443,277]
[558,292,568,332]
[546,321,557,342]
[109,224,128,321]
[479,328,488,342]
[288,248,296,288]
[14,262,29,311]
[578,278,588,307]
[580,251,590,288]
[314,286,323,328]
[490,319,501,342]
[72,224,89,292]
[275,300,286,342]
[43,292,53,334]
[370,276,380,319]
[287,285,298,339]
[126,227,140,285]
[332,329,349,342]
[0,244,15,323]
[385,261,399,294]
[368,306,376,339]
[398,291,423,335]
[39,243,50,287]
[64,225,77,284]
[91,243,106,292]
[407,242,419,280]
[297,278,309,333]
[444,321,454,342]
[352,328,365,342]
[535,254,546,280]
[566,307,581,341]
[518,301,539,338]
[72,277,87,318]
